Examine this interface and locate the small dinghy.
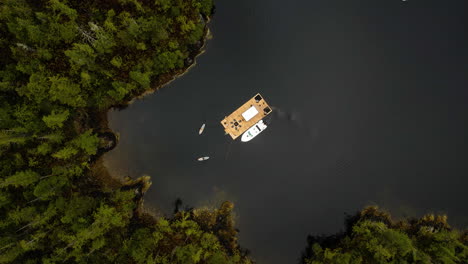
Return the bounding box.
[198,123,206,135]
[197,156,209,161]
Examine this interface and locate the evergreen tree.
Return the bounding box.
[42,109,69,129]
[0,170,40,188]
[0,0,256,263]
[302,207,468,264]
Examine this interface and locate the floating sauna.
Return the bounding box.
[220,93,272,140]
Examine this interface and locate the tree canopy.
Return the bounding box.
[2,1,466,263]
[301,207,468,264]
[0,0,253,263]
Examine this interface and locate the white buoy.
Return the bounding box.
[198,123,206,135]
[197,156,209,161]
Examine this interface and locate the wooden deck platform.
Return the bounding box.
[220,93,272,140]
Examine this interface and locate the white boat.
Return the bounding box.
[241,119,267,142]
[198,123,206,135]
[197,156,209,161]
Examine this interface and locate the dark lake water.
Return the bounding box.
[104,1,468,263]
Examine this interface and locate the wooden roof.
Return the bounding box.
[220,93,272,139]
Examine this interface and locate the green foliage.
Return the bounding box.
[0,130,27,146]
[110,190,136,219]
[0,0,233,263]
[13,104,45,132]
[0,170,40,188]
[0,191,11,208]
[198,0,214,16]
[108,81,137,101]
[52,145,78,160]
[302,207,468,264]
[48,0,78,20]
[16,72,50,104]
[129,70,152,89]
[33,175,68,200]
[36,143,52,155]
[48,76,86,107]
[91,23,117,54]
[120,211,250,264]
[188,23,205,44]
[72,130,99,155]
[42,109,70,129]
[155,0,172,12]
[110,56,123,68]
[118,0,144,12]
[64,43,96,70]
[154,50,186,73]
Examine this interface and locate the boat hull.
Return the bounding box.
[198,124,206,135]
[241,120,267,142]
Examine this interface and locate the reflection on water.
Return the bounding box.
[104,0,468,263]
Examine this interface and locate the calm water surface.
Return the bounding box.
[104,1,468,263]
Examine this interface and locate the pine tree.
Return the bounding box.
[48,76,86,107]
[0,170,40,188]
[42,109,69,129]
[72,130,99,156]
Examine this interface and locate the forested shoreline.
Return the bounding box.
[1,1,467,264]
[0,0,252,263]
[301,207,468,264]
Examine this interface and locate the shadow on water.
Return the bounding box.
[173,198,194,214]
[269,106,320,140]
